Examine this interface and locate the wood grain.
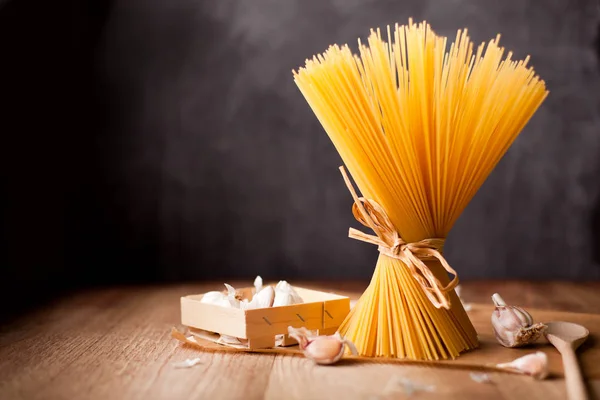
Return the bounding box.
[0,281,599,400]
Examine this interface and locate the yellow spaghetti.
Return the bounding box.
[293,20,547,359]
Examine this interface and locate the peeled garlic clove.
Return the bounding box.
[287,326,357,365]
[273,281,303,307]
[491,293,546,347]
[223,284,243,300]
[496,351,549,380]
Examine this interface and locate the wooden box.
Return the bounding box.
[180,287,350,349]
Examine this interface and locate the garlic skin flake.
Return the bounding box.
[172,357,203,369]
[273,281,303,307]
[288,326,357,365]
[382,376,435,396]
[469,372,492,384]
[491,293,546,348]
[496,351,549,380]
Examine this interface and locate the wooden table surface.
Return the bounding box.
[1,281,599,400]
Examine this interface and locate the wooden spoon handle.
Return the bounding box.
[561,347,588,400]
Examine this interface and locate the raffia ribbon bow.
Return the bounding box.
[339,166,458,310]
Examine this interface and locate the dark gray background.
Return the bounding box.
[2,0,600,315]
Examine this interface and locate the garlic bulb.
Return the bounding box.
[288,326,357,365]
[491,293,546,347]
[273,281,303,307]
[496,351,549,380]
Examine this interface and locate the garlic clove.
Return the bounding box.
[224,283,242,308]
[273,281,304,307]
[272,293,292,307]
[254,285,275,308]
[254,276,263,294]
[496,351,549,380]
[492,293,534,327]
[200,291,227,304]
[288,326,356,365]
[241,286,275,310]
[224,283,243,300]
[200,291,231,308]
[491,293,546,347]
[303,335,345,364]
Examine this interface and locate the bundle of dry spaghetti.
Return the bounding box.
[293,20,548,360]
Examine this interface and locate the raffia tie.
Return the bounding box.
[339,166,458,310]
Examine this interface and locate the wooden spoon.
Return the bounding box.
[544,321,590,400]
